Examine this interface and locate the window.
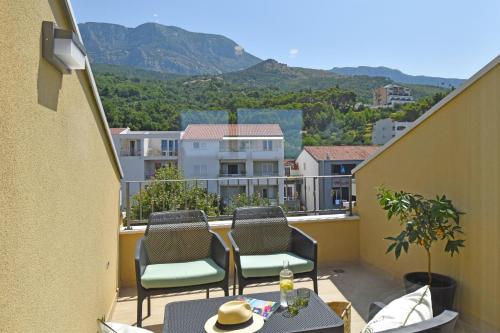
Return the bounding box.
[396,126,406,131]
[239,141,249,151]
[162,139,178,156]
[228,164,239,175]
[262,188,268,199]
[332,164,356,175]
[193,141,206,150]
[332,187,349,205]
[129,140,136,156]
[263,140,273,151]
[193,164,207,176]
[261,162,275,175]
[285,186,293,199]
[303,163,306,170]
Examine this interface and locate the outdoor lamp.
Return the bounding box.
[42,21,86,73]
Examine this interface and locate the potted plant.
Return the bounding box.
[376,186,465,315]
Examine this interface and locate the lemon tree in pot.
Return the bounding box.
[377,187,465,315]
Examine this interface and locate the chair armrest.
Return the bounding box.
[290,227,317,262]
[210,231,229,271]
[367,304,458,333]
[368,302,386,321]
[135,238,148,285]
[227,230,241,264]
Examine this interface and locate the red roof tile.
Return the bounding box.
[182,124,283,140]
[110,128,127,135]
[304,146,379,161]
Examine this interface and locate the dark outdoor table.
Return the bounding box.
[163,290,344,333]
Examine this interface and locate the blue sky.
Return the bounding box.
[72,0,500,79]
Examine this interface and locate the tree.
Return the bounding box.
[225,193,270,215]
[376,187,465,285]
[131,167,220,220]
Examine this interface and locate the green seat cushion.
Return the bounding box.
[240,252,314,278]
[141,258,225,289]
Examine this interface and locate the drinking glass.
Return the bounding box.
[297,288,310,308]
[286,291,299,316]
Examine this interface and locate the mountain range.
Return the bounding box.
[331,66,464,88]
[78,22,261,75]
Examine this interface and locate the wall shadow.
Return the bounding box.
[325,264,405,321]
[37,27,62,111]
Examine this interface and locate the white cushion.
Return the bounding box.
[100,322,154,333]
[362,285,433,333]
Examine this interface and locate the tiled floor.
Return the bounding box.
[111,262,405,333]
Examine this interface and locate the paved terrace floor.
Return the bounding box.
[111,263,406,332]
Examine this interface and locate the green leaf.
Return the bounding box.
[386,242,397,254]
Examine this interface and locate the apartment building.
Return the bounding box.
[372,118,413,145]
[180,124,285,206]
[373,84,413,106]
[111,128,181,195]
[296,146,378,211]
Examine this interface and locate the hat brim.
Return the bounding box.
[204,313,264,333]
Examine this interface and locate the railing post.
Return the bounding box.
[266,177,270,206]
[125,182,131,230]
[348,176,353,216]
[313,176,317,215]
[139,182,143,223]
[216,179,220,217]
[304,177,307,213]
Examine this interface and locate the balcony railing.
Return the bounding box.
[218,172,247,177]
[120,149,141,157]
[146,147,178,157]
[123,174,354,229]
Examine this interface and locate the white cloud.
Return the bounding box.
[153,13,158,17]
[289,48,299,59]
[234,45,244,56]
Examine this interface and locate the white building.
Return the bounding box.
[111,128,181,196]
[180,124,285,206]
[372,118,413,145]
[373,84,413,106]
[296,146,379,211]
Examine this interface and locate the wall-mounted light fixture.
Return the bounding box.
[42,21,86,74]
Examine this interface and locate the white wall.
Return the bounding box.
[296,150,319,211]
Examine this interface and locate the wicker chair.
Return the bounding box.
[228,206,318,295]
[367,302,458,332]
[135,210,229,327]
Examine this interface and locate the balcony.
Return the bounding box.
[111,258,401,332]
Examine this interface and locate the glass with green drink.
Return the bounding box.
[286,290,300,316]
[297,288,310,308]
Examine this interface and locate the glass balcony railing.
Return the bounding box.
[122,174,354,228]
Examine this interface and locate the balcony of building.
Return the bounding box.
[219,161,246,177]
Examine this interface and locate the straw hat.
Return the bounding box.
[204,301,264,333]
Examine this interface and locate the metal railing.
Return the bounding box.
[123,174,354,229]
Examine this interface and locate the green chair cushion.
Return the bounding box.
[141,258,225,289]
[240,252,314,278]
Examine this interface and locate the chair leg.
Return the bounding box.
[206,288,209,299]
[313,275,318,294]
[238,282,244,295]
[224,285,229,296]
[233,267,237,296]
[137,294,143,327]
[147,296,151,317]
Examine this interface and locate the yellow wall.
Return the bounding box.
[0,1,122,332]
[119,219,359,288]
[355,61,500,331]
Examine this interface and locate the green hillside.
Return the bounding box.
[93,66,450,157]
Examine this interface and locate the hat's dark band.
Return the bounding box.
[215,317,254,330]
